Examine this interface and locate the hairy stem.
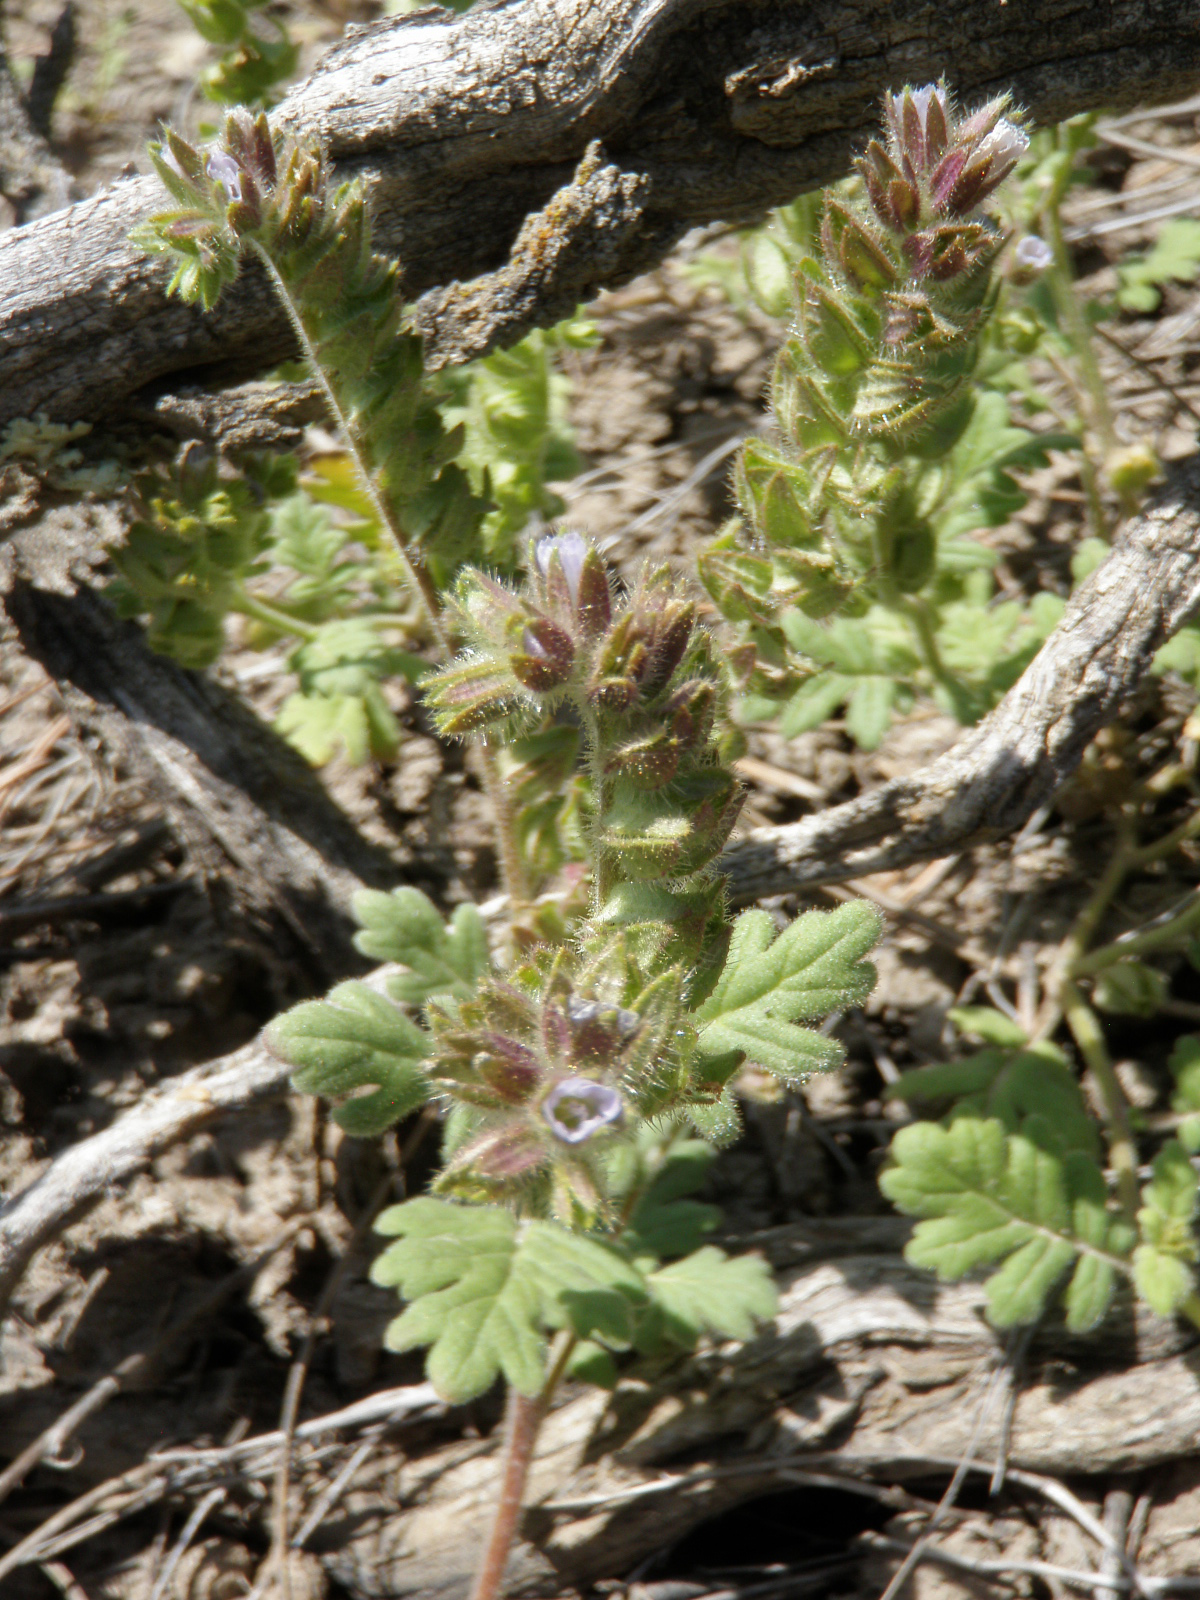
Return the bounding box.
[477,742,532,916]
[247,240,450,658]
[468,1332,576,1600]
[1060,977,1140,1221]
[580,705,614,914]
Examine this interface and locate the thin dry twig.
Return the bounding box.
[0,1384,442,1582]
[148,1488,226,1600]
[0,1226,305,1507]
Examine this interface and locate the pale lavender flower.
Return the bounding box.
[535,529,589,607]
[1014,235,1053,273]
[206,152,243,203]
[973,119,1029,180]
[542,1076,624,1144]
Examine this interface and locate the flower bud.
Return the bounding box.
[510,616,575,691]
[424,656,518,736]
[206,151,244,204]
[936,116,1029,217]
[565,995,640,1065]
[534,529,612,638]
[1106,441,1161,497]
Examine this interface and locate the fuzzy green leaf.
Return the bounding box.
[636,1246,777,1353]
[1134,1141,1199,1315]
[888,1041,1099,1163]
[352,887,489,1004]
[693,902,881,1080]
[370,1199,647,1401]
[268,980,431,1135]
[880,1118,1121,1331]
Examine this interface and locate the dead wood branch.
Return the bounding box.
[3,1235,1194,1597]
[722,453,1200,903]
[1,514,403,983]
[0,1036,290,1314]
[1,0,1198,428]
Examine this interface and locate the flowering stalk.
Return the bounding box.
[132,110,485,644]
[137,103,882,1600]
[702,83,1031,695]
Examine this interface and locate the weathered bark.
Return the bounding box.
[723,453,1200,902]
[0,511,403,990]
[1,0,1198,429]
[0,1035,290,1314]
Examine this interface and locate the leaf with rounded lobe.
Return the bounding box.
[635,1246,777,1354]
[370,1199,647,1402]
[693,902,881,1079]
[269,980,431,1136]
[352,887,489,1005]
[880,1117,1124,1332]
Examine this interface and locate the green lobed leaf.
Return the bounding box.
[1136,1140,1200,1313]
[1117,219,1200,313]
[693,902,881,1081]
[370,1198,647,1401]
[268,980,431,1135]
[636,1246,777,1354]
[1169,1036,1200,1117]
[880,1117,1122,1331]
[351,886,489,1004]
[1092,961,1168,1019]
[619,1137,721,1261]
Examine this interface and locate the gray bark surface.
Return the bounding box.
[1,0,1198,428]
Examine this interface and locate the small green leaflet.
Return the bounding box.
[1134,1141,1199,1317]
[351,886,489,1005]
[276,620,421,766]
[880,1117,1126,1332]
[1117,219,1200,312]
[693,902,881,1080]
[888,1038,1100,1163]
[1168,1036,1200,1154]
[370,1198,646,1401]
[267,980,431,1135]
[618,1136,722,1261]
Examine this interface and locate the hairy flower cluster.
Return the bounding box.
[862,84,1029,255]
[426,962,683,1220]
[137,109,484,589]
[703,83,1029,648]
[426,531,743,966]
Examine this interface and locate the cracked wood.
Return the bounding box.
[1,0,1198,428]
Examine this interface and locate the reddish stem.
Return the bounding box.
[468,1388,547,1600]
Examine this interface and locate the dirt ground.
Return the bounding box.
[5,5,1200,1599]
